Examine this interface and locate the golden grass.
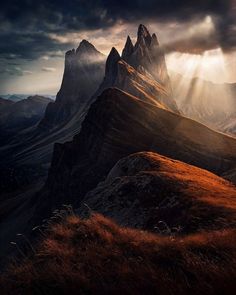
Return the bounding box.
[1,213,236,295]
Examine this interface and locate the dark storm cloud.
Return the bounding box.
[0,0,230,30]
[0,31,72,60]
[0,0,235,60]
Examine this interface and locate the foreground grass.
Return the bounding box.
[1,213,236,295]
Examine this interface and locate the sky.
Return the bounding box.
[0,0,236,95]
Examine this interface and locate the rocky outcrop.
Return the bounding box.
[42,88,236,211]
[122,36,134,60]
[122,24,172,94]
[39,40,106,130]
[78,152,236,233]
[95,45,178,112]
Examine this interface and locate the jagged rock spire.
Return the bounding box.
[119,24,171,95]
[122,36,134,60]
[136,24,152,48]
[105,47,121,84]
[151,33,159,47]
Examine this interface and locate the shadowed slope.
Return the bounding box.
[39,40,105,130]
[44,88,236,211]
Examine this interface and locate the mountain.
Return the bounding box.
[79,151,236,233]
[2,153,236,294]
[0,95,52,145]
[39,40,106,130]
[0,97,13,108]
[0,41,106,194]
[0,24,178,195]
[171,72,236,136]
[95,47,178,112]
[0,94,29,102]
[95,24,178,112]
[122,25,172,95]
[1,23,236,294]
[39,87,236,214]
[1,24,236,283]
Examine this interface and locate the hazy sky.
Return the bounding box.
[0,0,236,95]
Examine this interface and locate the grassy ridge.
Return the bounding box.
[2,213,236,295]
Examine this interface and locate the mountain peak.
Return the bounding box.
[106,47,120,67]
[119,24,172,95]
[76,39,100,55]
[122,35,134,60]
[151,33,159,46]
[136,24,152,47]
[138,24,150,37]
[110,47,120,57]
[104,47,121,84]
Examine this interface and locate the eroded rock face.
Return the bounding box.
[95,52,178,112]
[78,152,236,234]
[122,36,134,61]
[43,88,236,211]
[122,24,172,93]
[94,24,178,113]
[39,40,106,130]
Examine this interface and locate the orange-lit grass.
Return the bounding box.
[1,213,236,295]
[137,152,236,209]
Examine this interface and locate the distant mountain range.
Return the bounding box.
[0,95,52,146]
[0,94,56,101]
[170,72,236,136]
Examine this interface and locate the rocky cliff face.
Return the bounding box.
[42,88,236,212]
[78,152,236,234]
[122,25,172,94]
[39,40,106,130]
[95,34,178,112]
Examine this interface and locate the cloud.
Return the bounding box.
[42,67,56,72]
[23,70,33,75]
[2,66,33,76]
[0,31,72,61]
[161,16,220,54]
[0,0,235,67]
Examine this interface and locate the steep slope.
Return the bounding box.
[122,24,172,94]
[39,40,106,130]
[42,88,236,211]
[95,24,178,112]
[79,152,236,233]
[0,41,106,193]
[95,48,178,111]
[0,24,176,194]
[171,72,236,136]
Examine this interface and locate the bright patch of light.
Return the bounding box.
[166,48,228,83]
